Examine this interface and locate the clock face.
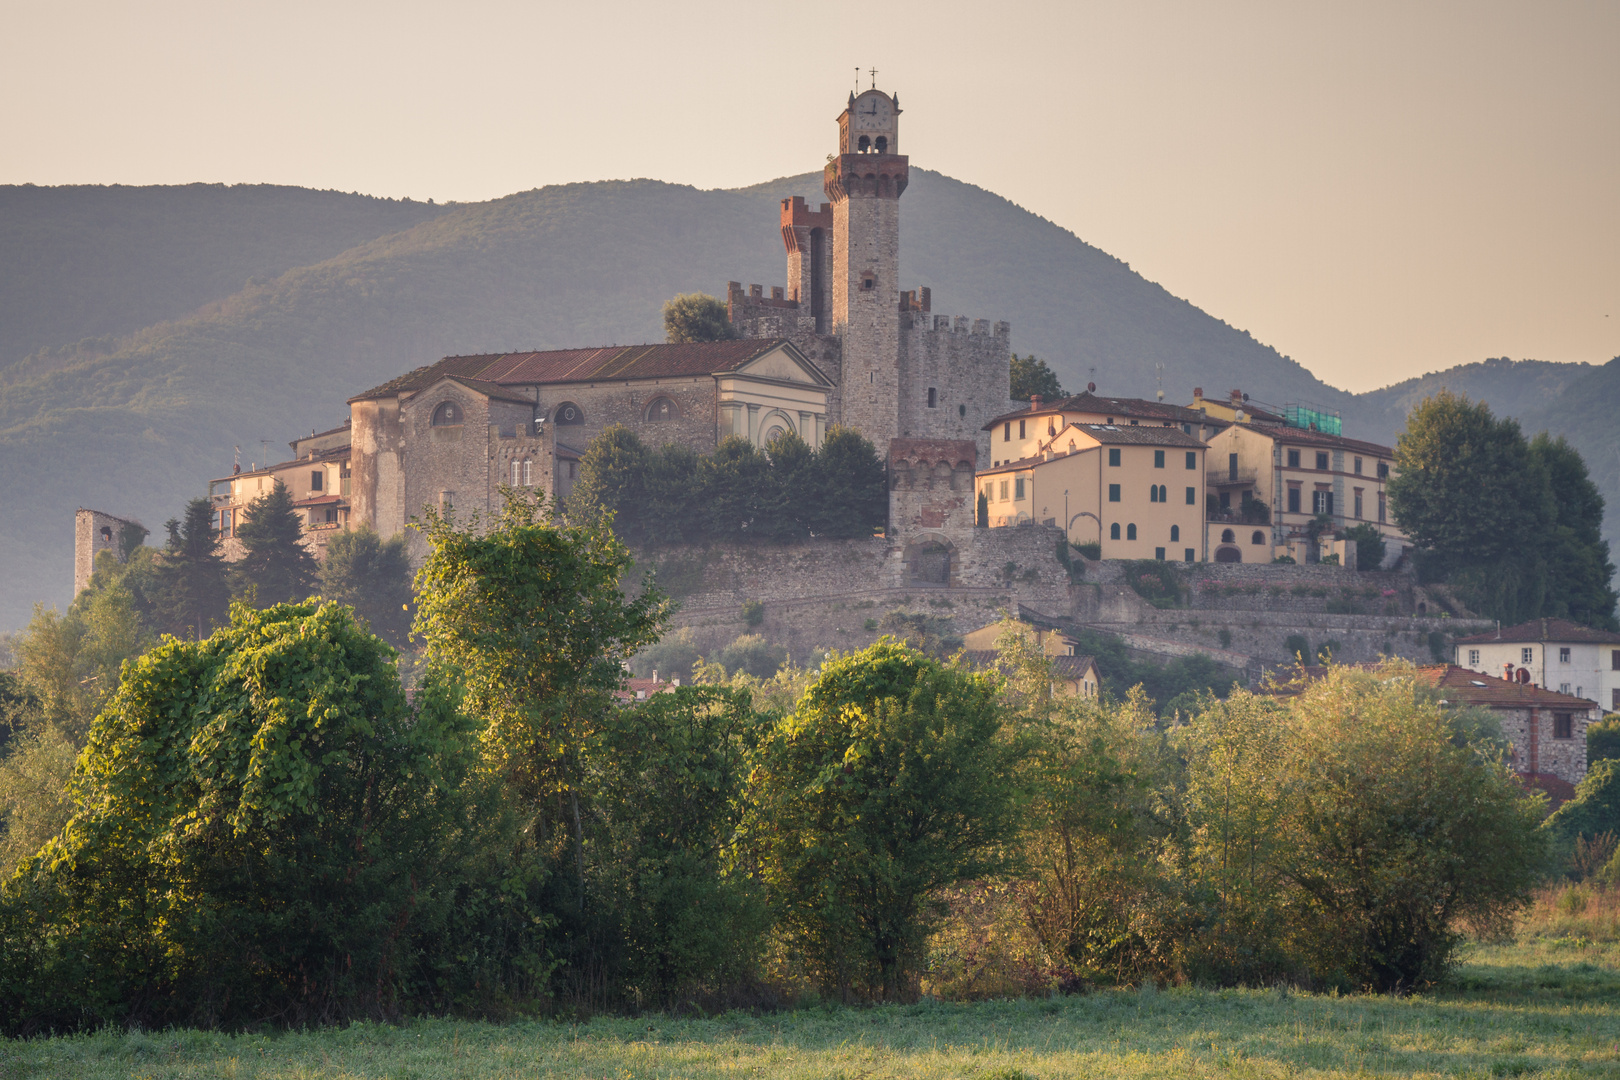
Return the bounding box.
[853,94,890,128]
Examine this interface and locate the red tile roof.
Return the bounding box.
[352,339,810,401]
[1454,617,1620,646]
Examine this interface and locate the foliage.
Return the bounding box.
[1285,633,1310,662]
[1239,491,1271,525]
[976,490,989,528]
[0,600,483,1031]
[1008,354,1062,402]
[662,292,736,343]
[741,599,765,628]
[233,479,320,606]
[1589,716,1620,764]
[584,687,770,1008]
[1543,759,1620,847]
[876,610,963,659]
[1390,391,1616,629]
[0,723,78,875]
[1123,560,1183,608]
[629,626,703,684]
[1064,625,1239,715]
[1342,522,1386,571]
[711,633,787,680]
[568,425,886,547]
[1075,541,1101,560]
[9,585,150,744]
[748,641,1021,1001]
[318,525,414,648]
[150,498,232,638]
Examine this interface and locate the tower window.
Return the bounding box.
[860,274,875,290]
[958,404,966,418]
[857,134,870,152]
[874,135,888,153]
[927,387,937,408]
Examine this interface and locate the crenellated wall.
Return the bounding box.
[898,311,1011,466]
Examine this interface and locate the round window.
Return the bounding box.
[431,401,462,426]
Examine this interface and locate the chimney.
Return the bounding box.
[1193,387,1203,403]
[1229,389,1243,407]
[1030,394,1042,411]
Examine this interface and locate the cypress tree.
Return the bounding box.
[150,498,231,638]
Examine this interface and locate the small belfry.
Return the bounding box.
[729,84,1013,468]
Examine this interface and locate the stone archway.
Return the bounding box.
[903,535,955,586]
[1214,546,1243,563]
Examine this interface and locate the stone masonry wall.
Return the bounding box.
[898,314,1011,468]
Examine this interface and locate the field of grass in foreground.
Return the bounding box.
[3,886,1618,1080]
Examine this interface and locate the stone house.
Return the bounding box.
[1453,617,1620,714]
[976,424,1208,562]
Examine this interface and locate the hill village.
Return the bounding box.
[75,87,1618,798]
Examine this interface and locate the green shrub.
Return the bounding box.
[1125,561,1183,608]
[741,599,765,627]
[1075,541,1101,561]
[1588,716,1620,764]
[1284,634,1310,663]
[713,634,787,680]
[1544,759,1620,846]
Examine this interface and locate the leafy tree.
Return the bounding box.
[629,626,703,683]
[642,441,704,545]
[876,610,963,659]
[0,723,77,875]
[663,292,735,344]
[584,686,769,1008]
[1543,759,1620,847]
[0,600,480,1031]
[149,497,231,638]
[1009,354,1063,402]
[699,436,773,540]
[233,480,320,606]
[411,489,669,889]
[749,641,1021,1000]
[1343,523,1387,571]
[567,423,651,537]
[318,525,413,648]
[1589,716,1620,765]
[710,633,786,679]
[1529,433,1618,629]
[807,426,886,539]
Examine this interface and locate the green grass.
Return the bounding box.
[4,889,1619,1078]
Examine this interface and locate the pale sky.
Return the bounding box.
[4,0,1616,392]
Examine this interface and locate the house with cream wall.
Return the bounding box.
[1453,618,1620,714]
[984,391,1215,467]
[977,423,1206,562]
[960,610,1101,699]
[208,423,355,563]
[1202,421,1404,565]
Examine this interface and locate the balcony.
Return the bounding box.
[1207,469,1260,488]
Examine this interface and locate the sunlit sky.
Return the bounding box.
[4,0,1616,392]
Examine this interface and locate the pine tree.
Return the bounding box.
[234,481,319,606]
[150,498,231,638]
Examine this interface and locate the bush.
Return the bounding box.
[0,601,482,1031]
[1075,541,1101,561]
[1588,716,1620,764]
[750,642,1021,1000]
[1543,759,1620,847]
[1285,634,1310,663]
[712,634,787,680]
[1124,560,1183,608]
[741,599,765,628]
[1343,523,1387,571]
[630,626,702,684]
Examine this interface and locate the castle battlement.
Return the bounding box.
[726,280,800,311]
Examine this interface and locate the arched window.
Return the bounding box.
[1221,528,1236,543]
[1170,524,1180,542]
[857,134,871,152]
[1252,530,1266,545]
[431,401,462,426]
[646,396,678,422]
[1149,486,1159,503]
[874,135,888,153]
[1127,523,1137,541]
[1110,523,1120,540]
[553,402,584,425]
[1159,484,1168,502]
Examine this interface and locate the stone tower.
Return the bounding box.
[827,88,907,450]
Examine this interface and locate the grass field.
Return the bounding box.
[3,886,1617,1080]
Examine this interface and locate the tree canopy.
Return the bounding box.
[1009,353,1064,402]
[233,480,320,606]
[662,292,735,344]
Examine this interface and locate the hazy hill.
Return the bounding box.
[1,174,1614,629]
[0,184,444,368]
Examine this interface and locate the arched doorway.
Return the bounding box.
[904,537,954,586]
[1214,546,1243,563]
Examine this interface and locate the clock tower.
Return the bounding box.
[826,88,907,449]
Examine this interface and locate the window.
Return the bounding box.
[1315,452,1329,471]
[1377,491,1386,523]
[1019,420,1026,439]
[1014,477,1026,500]
[1184,548,1195,562]
[1160,484,1168,502]
[959,404,966,417]
[1170,524,1180,542]
[1468,649,1479,666]
[214,509,231,537]
[1108,483,1120,502]
[1154,450,1165,468]
[1287,449,1300,468]
[646,396,678,421]
[1522,647,1534,665]
[1188,451,1198,470]
[523,459,532,487]
[1354,456,1363,475]
[1127,523,1137,540]
[927,387,937,408]
[1252,530,1265,545]
[511,460,522,487]
[1110,523,1121,540]
[1219,491,1231,510]
[1003,422,1011,442]
[1155,547,1166,560]
[1560,647,1571,663]
[554,402,584,425]
[1554,713,1573,739]
[999,480,1009,502]
[1313,490,1333,515]
[1287,486,1301,513]
[1228,452,1239,481]
[1612,649,1620,671]
[431,401,462,426]
[324,507,339,524]
[1108,448,1121,466]
[1150,486,1159,503]
[1354,489,1363,518]
[1560,683,1571,695]
[1221,528,1235,543]
[1186,486,1196,505]
[1377,462,1390,478]
[310,470,323,492]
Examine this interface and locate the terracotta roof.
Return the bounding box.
[984,392,1203,431]
[614,676,680,703]
[1269,663,1598,709]
[958,650,1097,681]
[351,339,811,401]
[1233,421,1392,459]
[1454,617,1620,646]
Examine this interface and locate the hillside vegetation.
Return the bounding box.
[1,176,1616,627]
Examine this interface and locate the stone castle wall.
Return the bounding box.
[898,313,1011,468]
[73,508,141,597]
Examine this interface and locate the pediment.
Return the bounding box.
[734,342,832,387]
